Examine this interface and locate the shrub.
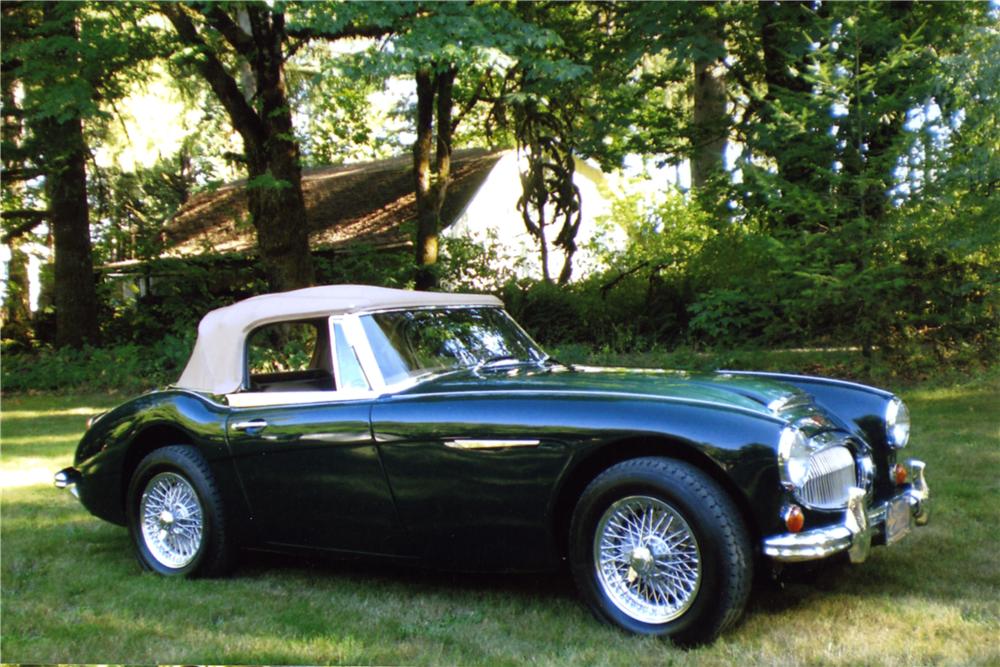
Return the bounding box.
[1,334,194,394]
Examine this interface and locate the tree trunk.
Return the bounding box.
[245,8,313,292]
[2,58,31,332]
[39,112,99,347]
[29,3,99,348]
[691,58,727,189]
[245,145,314,293]
[413,67,456,290]
[413,70,436,290]
[162,3,314,292]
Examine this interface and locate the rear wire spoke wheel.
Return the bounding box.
[140,472,205,569]
[126,445,233,578]
[570,457,752,646]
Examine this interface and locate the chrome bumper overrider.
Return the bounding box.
[763,458,930,563]
[54,466,82,499]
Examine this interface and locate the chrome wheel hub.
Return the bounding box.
[594,495,702,624]
[629,545,655,575]
[140,472,204,569]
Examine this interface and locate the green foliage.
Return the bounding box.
[3,0,997,380]
[1,335,193,393]
[313,245,413,289]
[89,150,201,263]
[248,322,318,375]
[244,172,292,191]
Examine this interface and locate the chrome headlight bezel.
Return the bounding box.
[778,426,865,510]
[885,397,910,449]
[777,426,812,491]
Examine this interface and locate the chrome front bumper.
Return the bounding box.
[54,466,82,499]
[763,458,930,563]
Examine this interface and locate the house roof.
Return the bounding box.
[176,284,504,395]
[163,148,505,256]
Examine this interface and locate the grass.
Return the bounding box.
[2,371,999,665]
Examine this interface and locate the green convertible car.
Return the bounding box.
[55,285,930,644]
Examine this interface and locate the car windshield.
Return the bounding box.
[360,307,546,385]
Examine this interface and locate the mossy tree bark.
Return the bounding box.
[413,66,456,291]
[162,3,313,292]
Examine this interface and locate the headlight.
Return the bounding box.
[885,397,910,448]
[778,426,860,509]
[778,427,812,489]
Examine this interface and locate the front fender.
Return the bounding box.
[724,371,899,501]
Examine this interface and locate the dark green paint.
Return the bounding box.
[67,366,900,571]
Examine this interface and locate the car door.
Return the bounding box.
[225,317,406,557]
[371,393,574,570]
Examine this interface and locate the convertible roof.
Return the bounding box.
[176,284,503,395]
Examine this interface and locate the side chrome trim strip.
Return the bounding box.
[444,438,541,450]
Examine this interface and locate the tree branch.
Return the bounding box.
[1,166,44,182]
[158,3,263,143]
[451,70,491,135]
[203,5,256,57]
[285,22,396,43]
[1,209,49,243]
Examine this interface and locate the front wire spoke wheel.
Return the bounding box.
[139,471,204,569]
[594,495,701,624]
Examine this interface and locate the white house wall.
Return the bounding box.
[444,151,626,282]
[0,241,49,313]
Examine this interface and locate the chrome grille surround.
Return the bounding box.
[797,443,857,510]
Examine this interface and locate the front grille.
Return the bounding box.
[799,445,856,509]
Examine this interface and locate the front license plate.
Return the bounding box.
[885,496,912,546]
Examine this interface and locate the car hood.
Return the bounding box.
[397,364,811,419]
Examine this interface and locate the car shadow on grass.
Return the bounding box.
[236,547,580,601]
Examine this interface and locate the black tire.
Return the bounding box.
[126,445,232,578]
[569,457,752,646]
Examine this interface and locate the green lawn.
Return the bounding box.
[2,376,999,665]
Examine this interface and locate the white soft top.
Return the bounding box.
[176,284,503,395]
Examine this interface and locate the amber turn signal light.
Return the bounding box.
[893,463,908,486]
[782,505,805,533]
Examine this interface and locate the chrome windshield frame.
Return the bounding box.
[344,305,548,395]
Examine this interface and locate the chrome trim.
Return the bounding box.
[54,467,81,499]
[905,458,930,525]
[858,454,876,494]
[764,486,869,563]
[845,487,872,563]
[778,429,866,509]
[444,438,540,450]
[342,313,386,392]
[764,463,932,563]
[593,495,702,624]
[763,524,854,562]
[328,316,347,392]
[776,426,802,491]
[231,419,268,433]
[140,471,204,569]
[767,393,812,415]
[350,307,549,395]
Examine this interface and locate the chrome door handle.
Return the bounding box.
[232,419,268,433]
[444,438,540,450]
